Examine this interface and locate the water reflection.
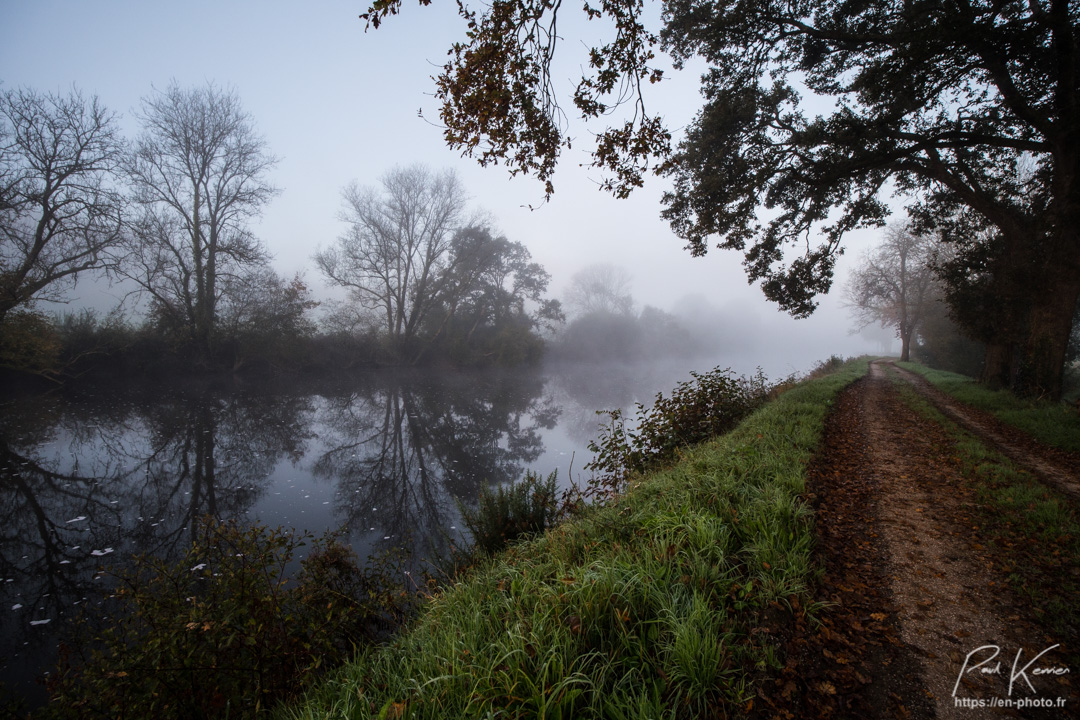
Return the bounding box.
[0,369,565,704]
[131,390,315,554]
[546,360,720,446]
[311,370,558,561]
[0,384,315,706]
[0,360,727,708]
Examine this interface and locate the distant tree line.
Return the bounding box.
[547,263,712,363]
[362,0,1079,400]
[0,84,563,379]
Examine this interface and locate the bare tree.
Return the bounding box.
[314,165,467,361]
[564,263,634,317]
[0,87,124,321]
[122,82,278,365]
[846,223,938,362]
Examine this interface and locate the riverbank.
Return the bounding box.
[277,358,871,719]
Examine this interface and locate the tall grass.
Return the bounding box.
[279,358,869,720]
[459,470,561,557]
[896,362,1080,453]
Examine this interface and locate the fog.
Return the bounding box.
[2,1,890,372]
[1,9,894,706]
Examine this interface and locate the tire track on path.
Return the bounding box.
[784,362,1078,719]
[884,362,1080,499]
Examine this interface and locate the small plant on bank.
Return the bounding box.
[808,354,848,378]
[458,470,561,556]
[585,366,772,494]
[40,517,418,720]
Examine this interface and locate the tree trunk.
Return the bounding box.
[899,329,912,362]
[981,342,1014,389]
[201,219,218,368]
[1012,274,1080,399]
[190,188,213,368]
[194,402,217,516]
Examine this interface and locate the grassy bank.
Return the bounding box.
[896,362,1080,453]
[280,359,870,720]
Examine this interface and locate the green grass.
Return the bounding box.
[896,362,1080,453]
[278,358,870,720]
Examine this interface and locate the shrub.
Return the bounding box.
[0,309,60,372]
[807,354,848,379]
[40,518,418,720]
[585,367,772,494]
[459,470,561,556]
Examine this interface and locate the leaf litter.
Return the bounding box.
[753,361,1079,719]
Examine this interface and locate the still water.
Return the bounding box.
[0,359,752,706]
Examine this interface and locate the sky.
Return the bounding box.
[1,0,895,371]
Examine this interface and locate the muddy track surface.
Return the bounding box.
[887,363,1080,499]
[757,361,1080,719]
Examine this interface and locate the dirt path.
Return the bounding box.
[761,361,1079,719]
[888,364,1080,499]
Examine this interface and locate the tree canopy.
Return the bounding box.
[122,82,279,366]
[362,0,1079,396]
[0,87,124,321]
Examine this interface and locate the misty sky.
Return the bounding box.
[1,0,895,372]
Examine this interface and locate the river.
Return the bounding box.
[0,357,771,708]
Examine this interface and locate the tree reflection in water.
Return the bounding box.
[311,369,559,564]
[0,384,313,707]
[0,370,560,707]
[0,361,743,709]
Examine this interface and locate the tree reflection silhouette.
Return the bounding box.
[0,385,313,705]
[0,370,560,706]
[311,370,558,561]
[132,391,314,553]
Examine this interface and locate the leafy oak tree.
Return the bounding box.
[423,225,565,364]
[360,0,1080,398]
